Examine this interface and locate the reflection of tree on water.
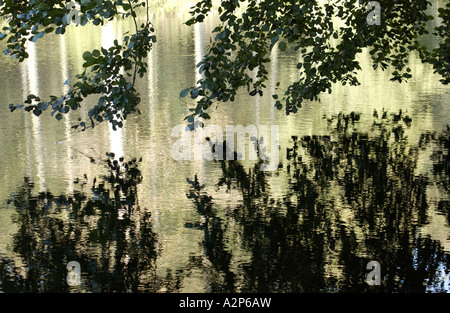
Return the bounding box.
[1,113,449,293]
[187,112,450,292]
[432,126,450,226]
[0,155,160,292]
[186,175,236,292]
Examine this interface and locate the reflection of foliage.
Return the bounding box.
[432,125,450,191]
[186,112,450,292]
[431,126,450,227]
[186,175,235,292]
[0,154,159,292]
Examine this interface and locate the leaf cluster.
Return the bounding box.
[180,0,446,126]
[2,0,153,130]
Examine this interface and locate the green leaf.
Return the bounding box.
[55,26,66,35]
[31,31,45,42]
[191,88,200,99]
[82,51,92,60]
[270,35,279,46]
[278,41,287,52]
[180,88,190,98]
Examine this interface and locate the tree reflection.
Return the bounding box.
[187,112,450,292]
[0,155,159,293]
[186,175,236,292]
[1,112,448,293]
[432,126,450,226]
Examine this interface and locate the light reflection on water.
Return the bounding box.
[0,5,449,293]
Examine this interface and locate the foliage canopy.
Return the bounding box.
[0,0,448,130]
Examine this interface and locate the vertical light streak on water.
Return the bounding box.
[269,46,278,124]
[147,31,159,229]
[103,22,124,160]
[21,62,33,180]
[60,34,74,195]
[102,22,129,233]
[193,21,206,182]
[253,58,260,127]
[251,54,261,164]
[26,41,46,192]
[267,45,278,172]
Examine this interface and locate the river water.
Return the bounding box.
[0,2,449,292]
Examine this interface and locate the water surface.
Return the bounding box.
[0,3,449,293]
